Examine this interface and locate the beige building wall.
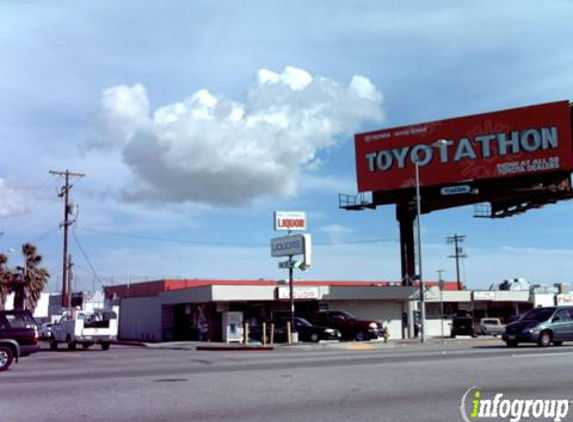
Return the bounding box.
[326,300,404,340]
[119,296,162,341]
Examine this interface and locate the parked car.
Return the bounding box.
[278,317,341,342]
[307,311,384,341]
[250,317,341,343]
[502,306,573,347]
[39,322,54,340]
[450,316,478,338]
[478,318,505,336]
[0,338,19,372]
[0,310,40,371]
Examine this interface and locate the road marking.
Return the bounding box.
[346,344,375,350]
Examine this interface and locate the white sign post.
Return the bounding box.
[271,212,311,343]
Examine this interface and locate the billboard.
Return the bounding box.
[355,101,573,193]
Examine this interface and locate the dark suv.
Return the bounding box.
[0,310,40,371]
[450,316,479,338]
[307,311,383,341]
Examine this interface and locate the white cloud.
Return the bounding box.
[0,179,29,218]
[91,83,150,149]
[92,66,384,207]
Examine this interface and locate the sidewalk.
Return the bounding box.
[113,335,502,351]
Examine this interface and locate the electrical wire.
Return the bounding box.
[30,224,61,245]
[72,226,104,288]
[76,226,398,247]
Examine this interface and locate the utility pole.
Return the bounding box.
[50,169,85,308]
[447,234,467,291]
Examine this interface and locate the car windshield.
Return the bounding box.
[482,319,499,325]
[294,317,312,327]
[332,311,355,320]
[521,308,556,322]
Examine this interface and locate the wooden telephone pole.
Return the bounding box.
[447,234,467,291]
[50,170,85,308]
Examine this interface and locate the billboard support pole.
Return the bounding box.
[396,202,416,339]
[396,203,416,286]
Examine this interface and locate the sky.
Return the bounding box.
[1,1,573,292]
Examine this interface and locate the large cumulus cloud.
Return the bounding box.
[94,66,384,207]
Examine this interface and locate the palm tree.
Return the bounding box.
[0,253,11,311]
[11,244,50,312]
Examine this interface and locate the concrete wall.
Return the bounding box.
[119,296,162,341]
[532,293,555,308]
[321,286,415,301]
[425,319,453,338]
[428,290,472,303]
[494,291,530,302]
[212,285,275,301]
[159,285,213,304]
[326,300,404,340]
[3,292,50,319]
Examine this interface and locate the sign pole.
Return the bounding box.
[415,161,426,343]
[288,254,295,340]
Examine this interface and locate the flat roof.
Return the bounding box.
[106,278,463,298]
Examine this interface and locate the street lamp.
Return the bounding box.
[414,160,425,342]
[415,139,448,343]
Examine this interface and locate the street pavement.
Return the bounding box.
[2,339,573,422]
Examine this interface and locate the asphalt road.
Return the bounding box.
[2,341,573,422]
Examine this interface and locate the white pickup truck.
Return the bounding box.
[50,310,118,351]
[478,317,505,336]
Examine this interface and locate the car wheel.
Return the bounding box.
[101,342,111,351]
[67,336,76,351]
[310,333,320,342]
[537,331,552,347]
[49,338,58,351]
[82,343,91,350]
[355,331,368,342]
[0,346,14,372]
[554,341,563,346]
[506,341,518,348]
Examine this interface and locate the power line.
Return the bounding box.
[72,227,104,289]
[5,174,58,191]
[76,226,398,247]
[30,225,61,245]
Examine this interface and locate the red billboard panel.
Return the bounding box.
[355,101,573,192]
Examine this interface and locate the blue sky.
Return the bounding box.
[1,1,573,291]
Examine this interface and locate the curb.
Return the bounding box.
[111,340,149,347]
[196,345,274,352]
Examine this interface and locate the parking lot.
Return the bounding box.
[2,340,573,422]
